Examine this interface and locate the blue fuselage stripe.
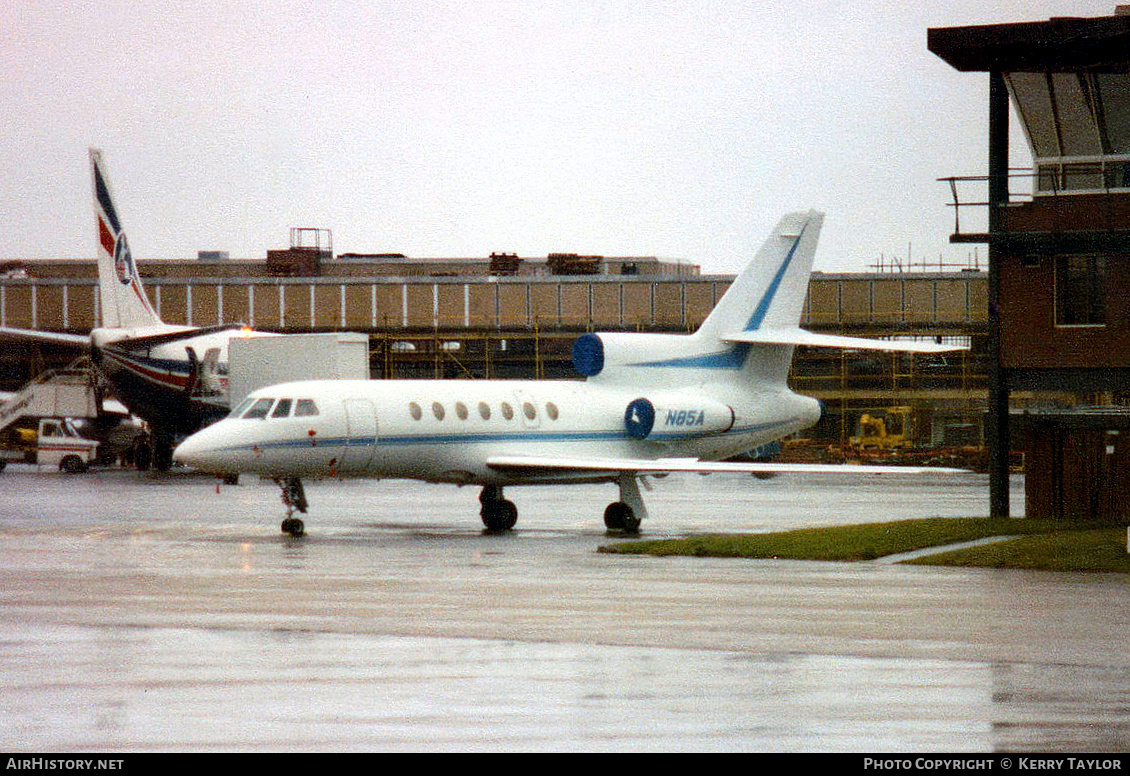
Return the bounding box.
[744,226,806,332]
[203,419,793,457]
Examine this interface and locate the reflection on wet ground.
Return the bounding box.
[2,466,1128,751]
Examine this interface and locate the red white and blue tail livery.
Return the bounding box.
[2,149,268,469]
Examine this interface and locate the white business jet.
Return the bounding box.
[173,210,961,536]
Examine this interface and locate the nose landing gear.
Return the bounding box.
[276,476,308,537]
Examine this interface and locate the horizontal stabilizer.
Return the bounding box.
[0,326,90,348]
[722,328,965,353]
[487,454,963,477]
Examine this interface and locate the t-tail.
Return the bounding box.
[571,209,958,389]
[572,210,826,389]
[91,148,163,331]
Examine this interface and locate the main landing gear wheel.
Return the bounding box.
[479,485,518,532]
[276,476,308,537]
[152,431,174,472]
[603,502,641,534]
[605,474,647,535]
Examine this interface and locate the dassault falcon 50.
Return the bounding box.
[174,210,962,536]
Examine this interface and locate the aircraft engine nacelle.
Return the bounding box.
[624,395,735,442]
[572,332,706,380]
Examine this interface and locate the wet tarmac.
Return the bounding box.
[2,464,1129,752]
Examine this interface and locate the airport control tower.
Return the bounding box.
[930,8,1130,520]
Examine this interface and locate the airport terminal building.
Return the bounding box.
[1,243,989,458]
[16,7,1130,491]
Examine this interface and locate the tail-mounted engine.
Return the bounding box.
[572,332,717,382]
[624,395,735,442]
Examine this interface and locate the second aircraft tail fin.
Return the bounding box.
[91,148,163,331]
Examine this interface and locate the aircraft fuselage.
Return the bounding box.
[176,377,822,486]
[90,325,255,434]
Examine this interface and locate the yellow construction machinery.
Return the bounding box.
[849,406,914,451]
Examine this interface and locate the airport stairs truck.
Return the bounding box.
[0,361,101,473]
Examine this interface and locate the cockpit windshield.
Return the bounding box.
[241,398,275,420]
[228,396,256,418]
[233,397,318,420]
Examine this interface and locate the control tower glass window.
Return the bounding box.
[1005,72,1130,193]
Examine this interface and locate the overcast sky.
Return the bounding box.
[0,1,1119,274]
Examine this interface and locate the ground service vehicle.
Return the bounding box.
[0,418,100,473]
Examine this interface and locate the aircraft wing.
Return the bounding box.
[107,323,249,350]
[722,328,965,353]
[486,455,963,477]
[0,326,90,348]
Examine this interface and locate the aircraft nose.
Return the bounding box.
[172,427,229,472]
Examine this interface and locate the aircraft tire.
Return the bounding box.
[153,442,173,472]
[281,517,305,537]
[604,502,640,534]
[481,499,518,532]
[133,442,152,471]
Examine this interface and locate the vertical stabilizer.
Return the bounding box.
[571,211,824,388]
[693,210,823,384]
[91,148,162,330]
[697,210,823,341]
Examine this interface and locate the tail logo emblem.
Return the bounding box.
[114,232,133,285]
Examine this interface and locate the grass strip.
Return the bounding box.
[599,518,1130,573]
[904,528,1130,573]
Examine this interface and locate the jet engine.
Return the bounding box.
[572,332,710,380]
[624,395,735,442]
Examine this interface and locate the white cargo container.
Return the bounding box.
[227,333,369,406]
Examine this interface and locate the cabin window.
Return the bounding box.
[523,402,537,420]
[478,401,491,420]
[271,399,293,418]
[294,399,319,417]
[409,402,422,421]
[546,402,559,421]
[432,402,445,421]
[501,402,514,420]
[455,402,469,420]
[242,398,274,420]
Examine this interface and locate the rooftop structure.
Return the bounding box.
[930,7,1130,520]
